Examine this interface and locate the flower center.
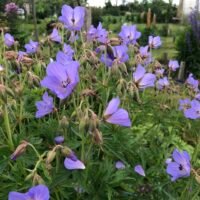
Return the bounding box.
[62,77,71,88]
[179,164,183,171]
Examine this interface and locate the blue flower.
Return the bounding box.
[166,149,191,181]
[8,184,50,200]
[35,92,54,118]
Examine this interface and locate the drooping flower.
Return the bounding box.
[59,5,85,31]
[10,141,28,160]
[155,68,165,77]
[166,149,191,181]
[17,51,27,62]
[157,77,170,90]
[25,40,39,54]
[35,92,54,118]
[148,36,162,49]
[87,22,108,44]
[63,43,74,58]
[133,64,156,89]
[179,98,191,111]
[54,136,64,144]
[103,97,131,127]
[49,28,62,43]
[115,161,125,169]
[168,60,179,71]
[134,165,145,176]
[186,73,199,92]
[64,151,85,170]
[4,33,15,47]
[137,45,152,65]
[184,99,200,119]
[8,184,50,200]
[119,25,141,45]
[100,45,129,67]
[41,61,79,99]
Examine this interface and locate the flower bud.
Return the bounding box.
[61,146,72,157]
[33,173,45,185]
[27,71,40,86]
[54,136,64,144]
[46,150,56,164]
[92,128,103,145]
[10,140,28,160]
[25,172,34,181]
[59,116,69,128]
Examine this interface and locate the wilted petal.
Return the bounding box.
[115,161,125,169]
[64,157,85,170]
[134,165,145,176]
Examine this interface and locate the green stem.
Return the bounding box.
[28,143,41,158]
[4,105,14,150]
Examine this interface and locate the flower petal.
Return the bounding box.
[106,108,131,127]
[134,165,145,176]
[104,97,120,116]
[64,157,85,170]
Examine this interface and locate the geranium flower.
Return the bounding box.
[168,60,179,71]
[166,149,191,181]
[103,97,131,127]
[35,92,54,118]
[49,28,62,43]
[119,25,141,45]
[87,22,108,44]
[64,151,85,170]
[41,61,79,99]
[59,5,85,31]
[8,185,50,200]
[25,40,39,54]
[4,33,15,47]
[148,36,162,48]
[133,64,156,89]
[100,45,129,67]
[157,77,170,90]
[184,99,200,119]
[186,73,199,92]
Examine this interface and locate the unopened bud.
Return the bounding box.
[61,146,72,157]
[46,150,56,164]
[33,173,45,185]
[25,172,34,181]
[54,136,64,144]
[92,128,103,145]
[59,116,69,128]
[10,140,28,160]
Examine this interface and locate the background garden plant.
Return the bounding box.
[0,2,200,200]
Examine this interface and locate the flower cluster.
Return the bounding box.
[4,4,199,199]
[5,3,18,15]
